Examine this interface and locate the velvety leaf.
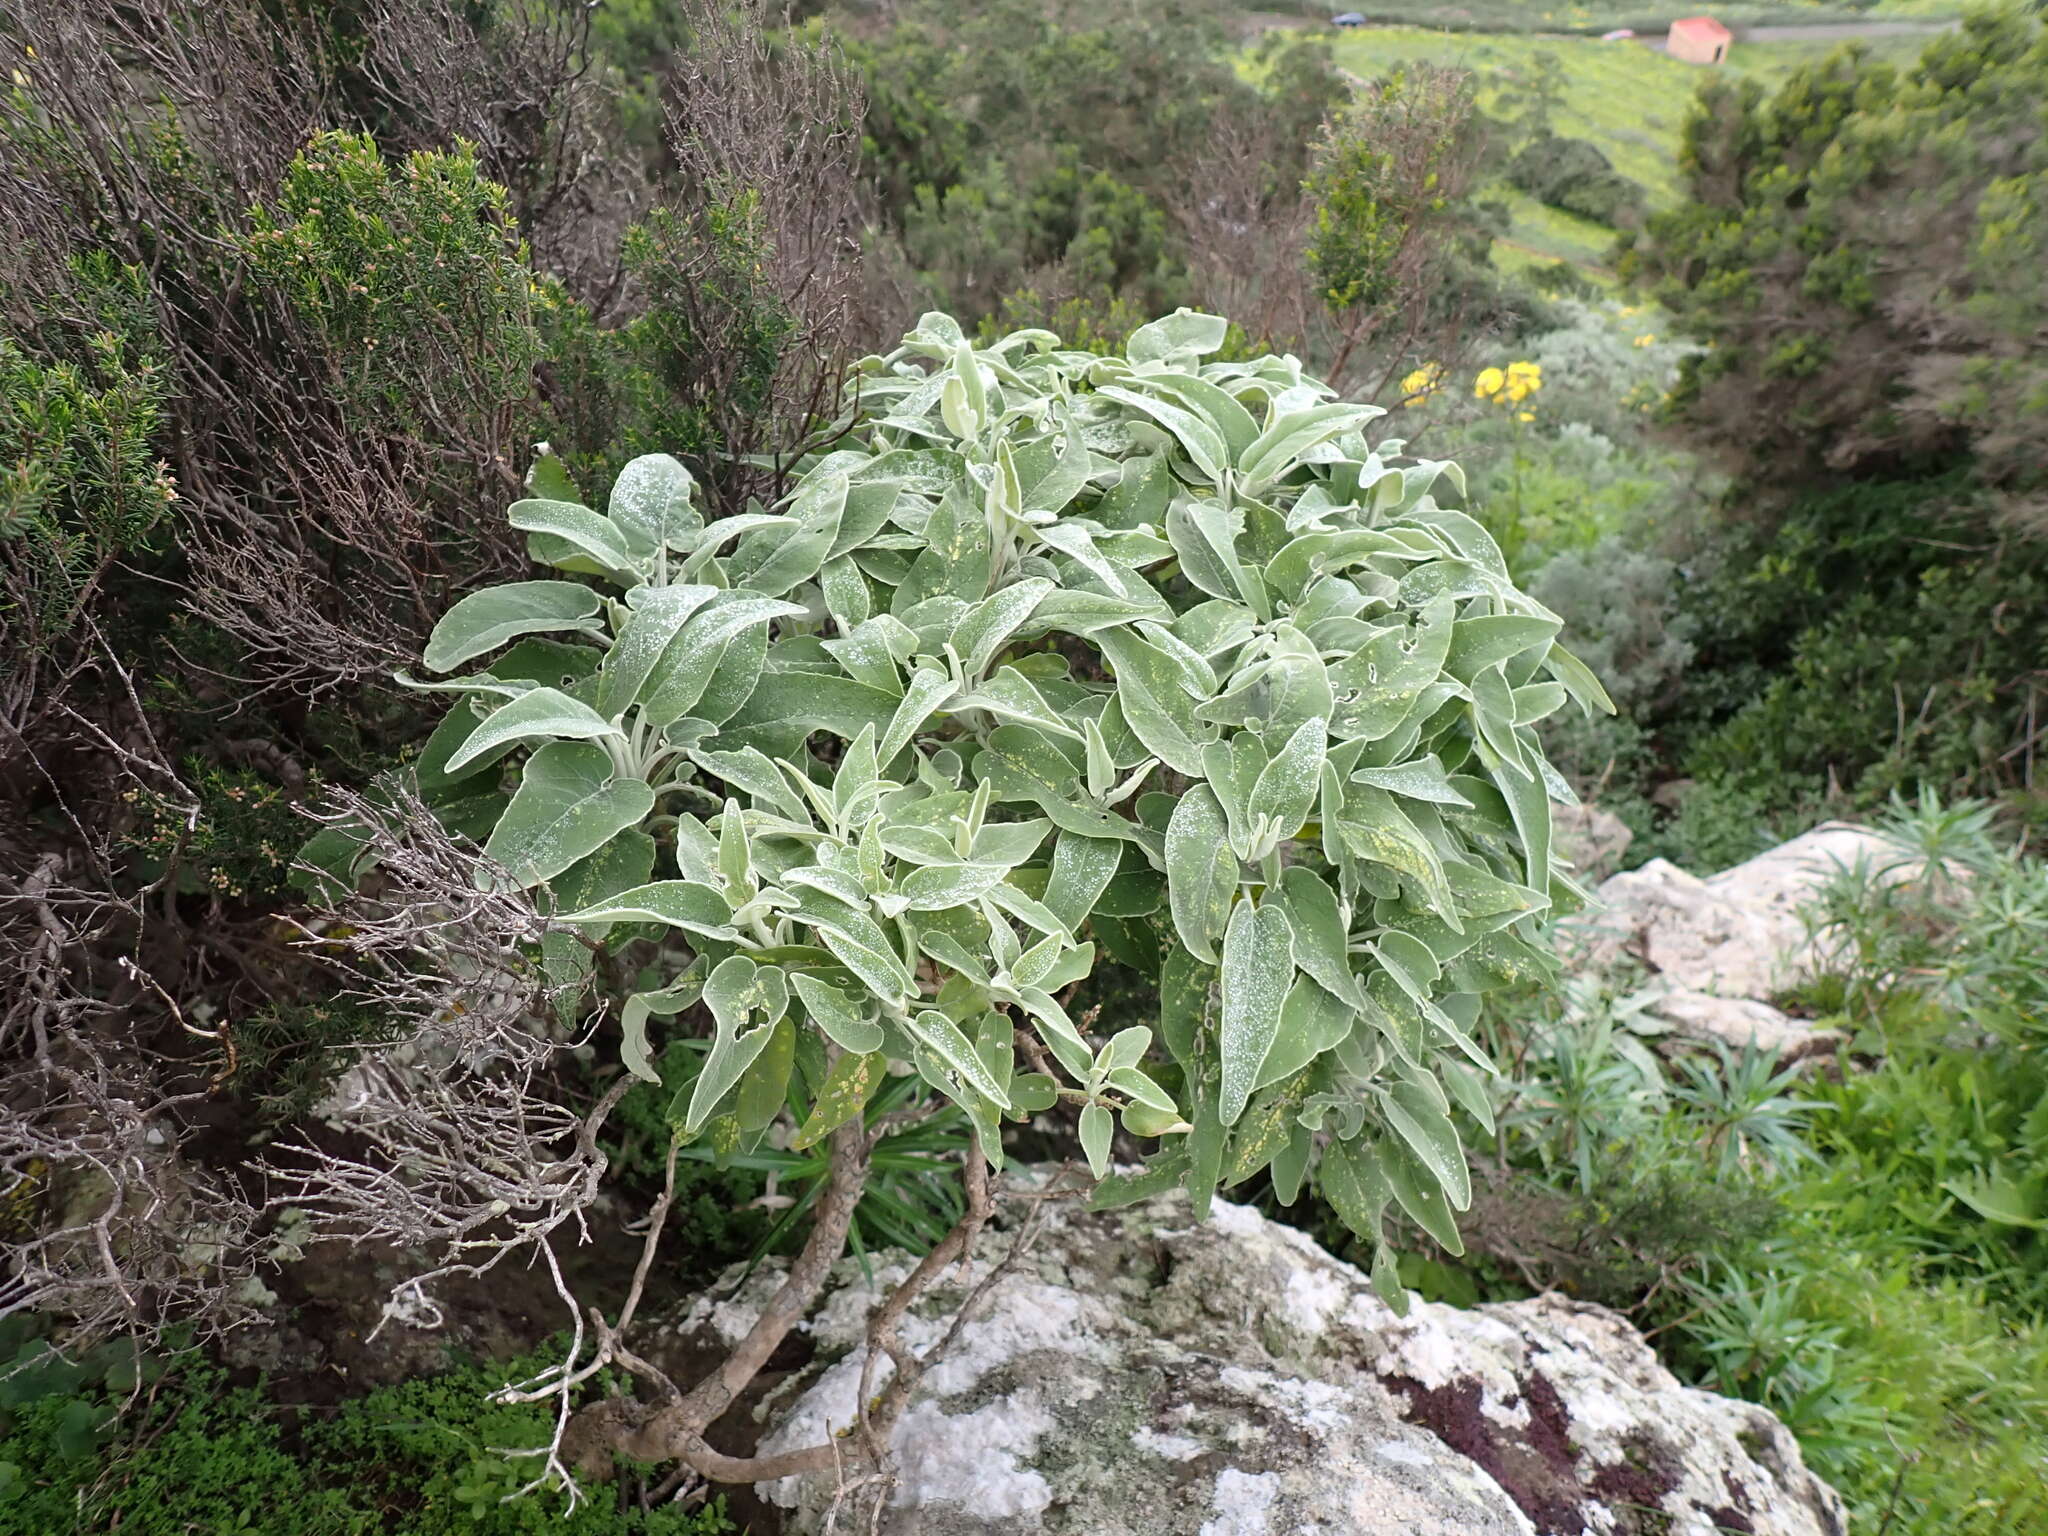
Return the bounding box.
[595,584,720,718]
[1165,785,1236,964]
[641,596,807,727]
[608,453,701,553]
[423,582,602,674]
[1219,897,1294,1125]
[907,1008,1012,1108]
[481,742,653,888]
[792,973,885,1054]
[508,499,635,572]
[558,878,735,940]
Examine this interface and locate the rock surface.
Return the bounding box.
[720,1192,1843,1536]
[1552,803,1635,884]
[1567,821,1929,1057]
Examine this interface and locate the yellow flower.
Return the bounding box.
[1400,363,1443,407]
[1474,366,1505,400]
[1518,411,1535,422]
[1633,334,1657,348]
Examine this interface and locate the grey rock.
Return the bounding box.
[1552,803,1635,884]
[747,1193,1843,1536]
[1565,821,1933,1056]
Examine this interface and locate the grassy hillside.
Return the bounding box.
[1318,26,1934,270]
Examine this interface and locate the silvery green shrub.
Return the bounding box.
[409,309,1611,1306]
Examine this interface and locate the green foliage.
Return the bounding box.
[384,309,1610,1294]
[0,323,175,653]
[1672,474,2048,810]
[843,0,1342,325]
[1506,133,1642,225]
[1306,69,1484,316]
[0,1343,737,1535]
[243,132,543,438]
[1400,807,2048,1534]
[1631,11,2048,510]
[123,764,314,905]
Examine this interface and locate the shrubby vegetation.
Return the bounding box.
[0,1331,737,1534]
[1328,798,2048,1533]
[3,0,2046,1529]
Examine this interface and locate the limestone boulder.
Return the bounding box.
[732,1192,1843,1536]
[1565,821,1930,1057]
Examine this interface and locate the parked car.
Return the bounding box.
[1332,12,1367,25]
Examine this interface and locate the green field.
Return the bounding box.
[1316,26,1936,269]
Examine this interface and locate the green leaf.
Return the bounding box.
[1350,755,1475,808]
[1544,640,1616,717]
[1944,1169,2047,1230]
[619,992,665,1084]
[1237,404,1376,488]
[446,687,621,773]
[1042,832,1121,933]
[1126,308,1230,366]
[791,1051,886,1150]
[976,726,1161,851]
[608,453,701,553]
[1446,614,1560,684]
[641,596,808,727]
[792,973,885,1053]
[422,582,602,674]
[719,671,902,754]
[556,878,735,940]
[952,579,1053,679]
[548,826,656,938]
[900,861,1009,910]
[1098,628,1212,776]
[595,584,720,718]
[1079,1102,1113,1178]
[1016,589,1164,640]
[482,742,654,888]
[880,667,960,766]
[1326,598,1455,742]
[953,667,1084,741]
[1247,715,1326,847]
[1219,898,1294,1125]
[1099,385,1228,482]
[1275,866,1366,1007]
[508,499,635,572]
[1336,785,1459,926]
[1255,975,1354,1092]
[687,956,785,1135]
[1088,1150,1192,1210]
[1319,1136,1394,1249]
[736,1017,797,1131]
[1380,1133,1466,1255]
[1165,785,1236,964]
[907,1009,1012,1109]
[1382,1077,1470,1209]
[733,473,846,596]
[1225,1070,1314,1185]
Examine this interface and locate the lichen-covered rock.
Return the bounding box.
[743,1192,1843,1536]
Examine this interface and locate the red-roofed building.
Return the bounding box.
[1668,15,1733,64]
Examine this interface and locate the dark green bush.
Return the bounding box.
[0,1346,737,1536]
[1506,133,1642,225]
